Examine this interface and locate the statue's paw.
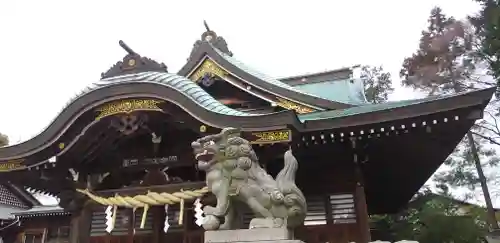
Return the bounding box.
[219,222,232,230]
[202,215,221,231]
[270,190,285,202]
[249,217,283,229]
[273,218,285,228]
[203,205,215,215]
[203,206,223,216]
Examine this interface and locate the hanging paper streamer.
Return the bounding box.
[163,204,170,233]
[193,198,205,226]
[105,205,114,233]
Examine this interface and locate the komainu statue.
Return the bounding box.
[192,128,306,230]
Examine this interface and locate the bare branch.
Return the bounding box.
[472,131,500,146]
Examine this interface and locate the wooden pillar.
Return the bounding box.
[68,205,92,243]
[151,206,166,243]
[354,180,371,243]
[324,195,334,225]
[127,209,135,243]
[350,138,371,243]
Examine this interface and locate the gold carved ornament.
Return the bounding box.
[250,130,292,144]
[275,97,315,114]
[95,99,164,120]
[189,59,228,82]
[0,159,25,172]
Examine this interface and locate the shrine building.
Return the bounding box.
[0,23,494,243]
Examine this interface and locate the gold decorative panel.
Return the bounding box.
[275,98,315,114]
[95,99,164,120]
[189,59,228,82]
[0,159,25,172]
[247,129,292,144]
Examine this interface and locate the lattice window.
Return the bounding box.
[0,184,27,208]
[46,226,69,243]
[330,194,356,224]
[89,206,186,236]
[90,207,152,236]
[22,230,44,243]
[132,208,155,234]
[304,195,327,225]
[241,196,327,227]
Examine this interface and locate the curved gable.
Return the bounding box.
[0,72,301,163]
[178,42,354,112]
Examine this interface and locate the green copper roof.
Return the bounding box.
[297,90,475,122]
[294,78,368,105]
[30,72,258,147]
[211,47,328,99]
[212,45,370,107]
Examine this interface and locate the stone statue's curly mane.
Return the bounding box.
[224,137,258,171]
[193,128,306,230]
[224,136,306,227]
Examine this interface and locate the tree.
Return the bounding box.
[361,65,394,103]
[0,133,7,147]
[400,6,499,230]
[371,191,489,243]
[469,0,500,95]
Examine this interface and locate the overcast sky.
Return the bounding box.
[0,0,487,205]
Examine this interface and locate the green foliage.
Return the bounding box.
[399,6,499,228]
[400,7,480,95]
[372,193,489,243]
[0,133,7,147]
[470,0,500,96]
[361,65,394,104]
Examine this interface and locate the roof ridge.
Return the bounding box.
[276,66,358,81]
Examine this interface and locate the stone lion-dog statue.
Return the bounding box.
[192,127,306,230]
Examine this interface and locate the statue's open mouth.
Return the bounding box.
[195,150,215,162]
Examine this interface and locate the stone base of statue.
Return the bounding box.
[204,228,304,243]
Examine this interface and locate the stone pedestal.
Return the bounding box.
[204,228,304,243]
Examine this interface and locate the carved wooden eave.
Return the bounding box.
[0,86,493,215]
[0,85,492,175]
[0,72,303,170]
[178,41,354,113]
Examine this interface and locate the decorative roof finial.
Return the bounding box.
[201,21,217,43]
[119,40,137,55]
[203,20,211,32]
[187,21,233,61]
[100,40,168,80]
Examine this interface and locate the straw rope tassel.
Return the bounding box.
[112,205,117,230]
[76,187,209,207]
[132,208,137,235]
[178,189,185,225]
[140,204,149,229]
